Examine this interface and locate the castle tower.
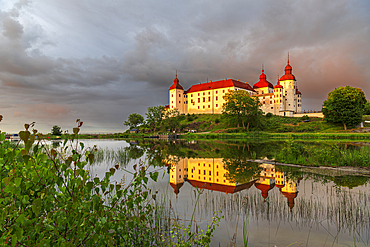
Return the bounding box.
[169,157,188,195]
[254,68,274,114]
[273,78,283,115]
[253,68,274,94]
[279,55,301,116]
[169,73,187,114]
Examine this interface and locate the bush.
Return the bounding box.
[300,115,310,121]
[266,113,273,118]
[0,119,220,246]
[215,118,220,124]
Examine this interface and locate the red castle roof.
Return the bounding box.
[170,182,184,195]
[187,179,256,194]
[185,79,254,94]
[253,70,273,89]
[282,191,298,212]
[255,183,275,201]
[280,58,296,81]
[169,75,184,90]
[274,79,283,89]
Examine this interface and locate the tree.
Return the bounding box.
[322,86,366,130]
[222,90,263,130]
[124,113,144,129]
[145,105,165,132]
[364,101,370,115]
[161,108,180,132]
[51,125,62,135]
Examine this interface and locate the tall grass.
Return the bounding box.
[274,140,370,167]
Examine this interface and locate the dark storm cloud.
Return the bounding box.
[0,0,369,133]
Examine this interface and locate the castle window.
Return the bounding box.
[203,92,205,95]
[216,104,218,107]
[216,96,218,101]
[209,171,211,175]
[191,94,193,97]
[203,106,205,109]
[270,101,272,104]
[270,96,272,98]
[271,107,273,109]
[216,91,218,94]
[179,101,180,103]
[209,164,211,167]
[191,99,194,103]
[179,175,181,178]
[216,172,219,176]
[171,94,173,97]
[198,170,200,174]
[198,106,200,109]
[171,101,173,103]
[198,93,200,96]
[209,178,211,181]
[203,97,205,102]
[208,105,210,108]
[208,97,210,101]
[179,94,180,97]
[198,98,200,103]
[208,92,210,95]
[263,96,265,99]
[172,106,173,108]
[216,165,218,168]
[217,179,219,182]
[223,90,225,93]
[203,170,206,175]
[172,175,173,178]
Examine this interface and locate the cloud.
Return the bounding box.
[0,0,369,133]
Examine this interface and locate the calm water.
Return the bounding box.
[70,139,370,247]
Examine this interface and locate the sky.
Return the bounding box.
[0,0,369,134]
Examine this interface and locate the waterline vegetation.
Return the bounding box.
[0,119,220,246]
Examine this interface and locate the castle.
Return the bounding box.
[169,158,299,212]
[167,56,302,117]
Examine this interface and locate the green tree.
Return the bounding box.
[51,125,62,135]
[124,113,144,129]
[364,101,370,115]
[322,86,366,130]
[145,105,165,132]
[162,108,180,132]
[222,90,263,131]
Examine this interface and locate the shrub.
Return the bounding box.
[0,119,220,246]
[266,113,273,118]
[300,115,310,121]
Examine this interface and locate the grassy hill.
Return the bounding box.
[133,113,370,135]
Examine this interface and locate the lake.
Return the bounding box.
[66,139,370,247]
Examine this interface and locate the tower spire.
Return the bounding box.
[262,63,264,72]
[288,52,290,64]
[176,70,177,78]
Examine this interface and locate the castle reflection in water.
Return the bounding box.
[169,158,299,212]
